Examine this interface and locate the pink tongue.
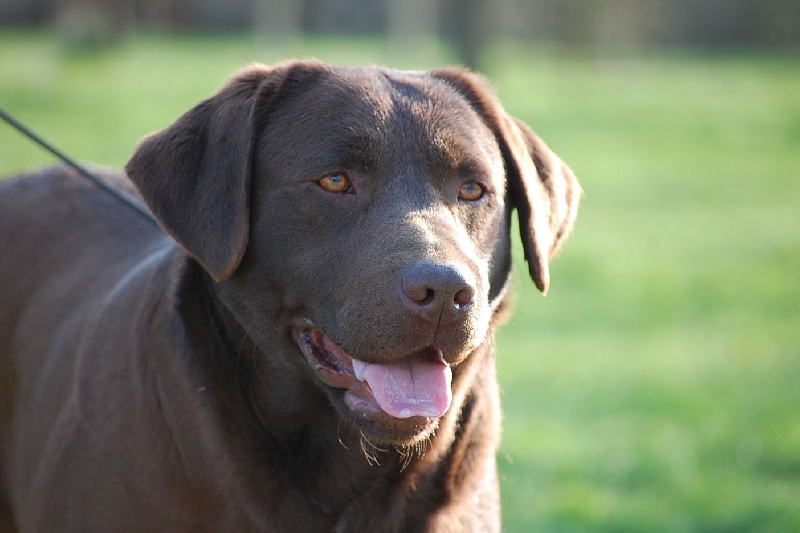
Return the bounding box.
[358,358,452,419]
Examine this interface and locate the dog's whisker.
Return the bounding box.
[358,431,389,466]
[248,334,266,384]
[336,420,350,451]
[396,447,411,471]
[360,435,379,466]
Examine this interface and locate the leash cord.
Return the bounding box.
[0,106,156,223]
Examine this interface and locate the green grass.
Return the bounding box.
[2,32,799,531]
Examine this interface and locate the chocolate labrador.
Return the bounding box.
[0,60,580,532]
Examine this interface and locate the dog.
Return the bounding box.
[0,60,580,532]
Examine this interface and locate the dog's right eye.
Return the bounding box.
[458,181,485,202]
[317,173,353,194]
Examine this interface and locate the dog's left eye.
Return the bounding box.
[458,181,485,202]
[317,173,353,194]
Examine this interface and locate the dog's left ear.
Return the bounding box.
[431,68,581,294]
[501,116,582,294]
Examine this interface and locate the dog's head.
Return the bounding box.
[126,61,580,446]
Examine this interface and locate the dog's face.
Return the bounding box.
[244,68,509,441]
[126,61,580,446]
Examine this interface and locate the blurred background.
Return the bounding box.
[4,0,800,66]
[1,1,799,531]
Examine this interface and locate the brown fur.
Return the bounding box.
[0,61,580,532]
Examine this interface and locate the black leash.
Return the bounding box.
[0,106,156,223]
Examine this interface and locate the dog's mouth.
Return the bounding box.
[292,321,452,420]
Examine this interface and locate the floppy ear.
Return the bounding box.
[430,68,581,294]
[125,63,313,281]
[501,116,581,294]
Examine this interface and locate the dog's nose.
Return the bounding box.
[401,261,476,323]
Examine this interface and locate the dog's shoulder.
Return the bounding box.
[1,164,160,248]
[0,164,174,325]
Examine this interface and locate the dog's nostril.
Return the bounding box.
[453,287,475,310]
[420,288,435,306]
[404,284,435,305]
[405,286,435,306]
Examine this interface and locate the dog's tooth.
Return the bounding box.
[352,359,368,381]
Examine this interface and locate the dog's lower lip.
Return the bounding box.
[291,321,452,419]
[294,326,356,389]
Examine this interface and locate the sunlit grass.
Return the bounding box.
[2,32,799,531]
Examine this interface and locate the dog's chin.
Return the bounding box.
[330,387,442,447]
[291,320,454,447]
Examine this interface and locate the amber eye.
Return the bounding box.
[458,181,485,202]
[317,173,352,194]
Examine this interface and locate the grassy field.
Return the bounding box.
[2,32,799,531]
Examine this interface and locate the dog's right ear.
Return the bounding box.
[125,61,325,281]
